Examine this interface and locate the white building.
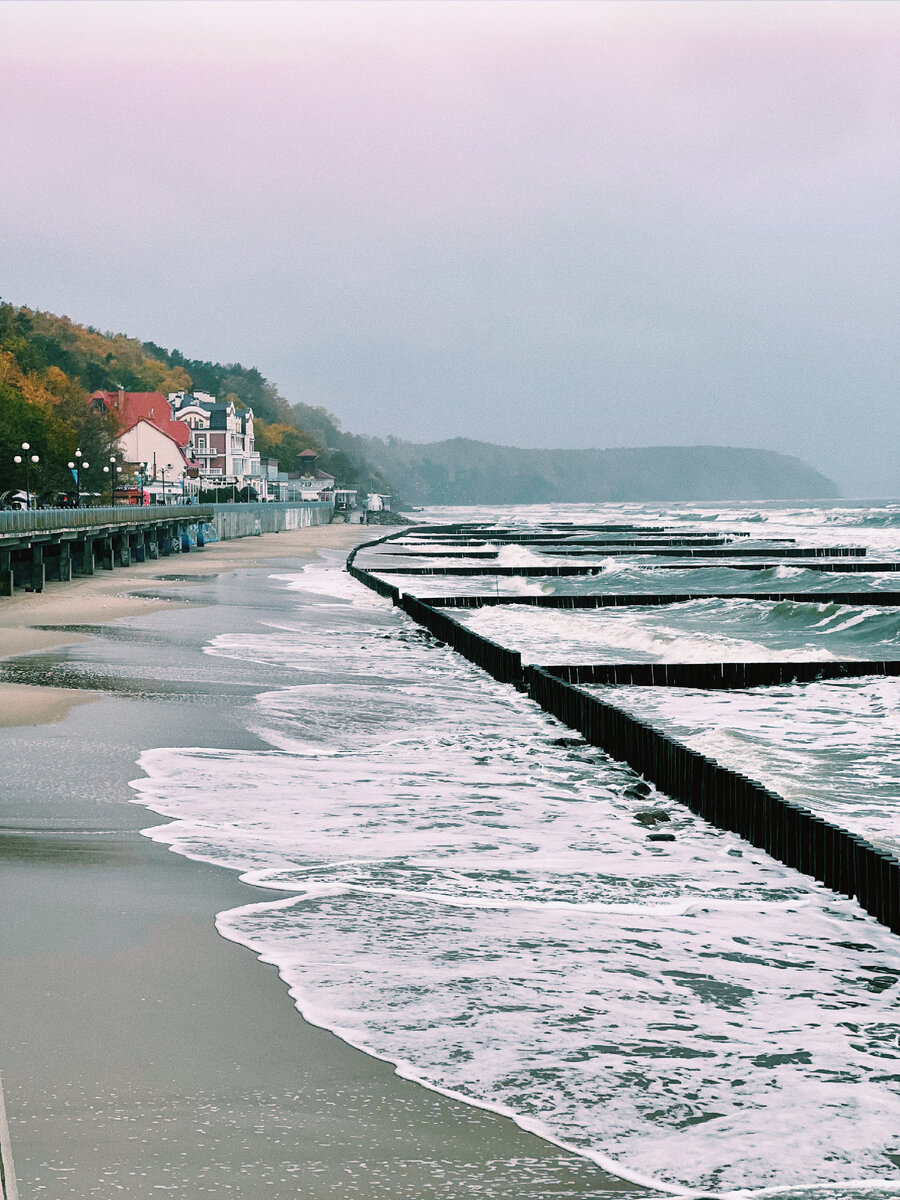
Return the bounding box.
[168,393,263,496]
[92,390,193,501]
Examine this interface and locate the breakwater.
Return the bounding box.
[527,665,900,935]
[371,561,900,575]
[421,591,900,608]
[346,526,900,936]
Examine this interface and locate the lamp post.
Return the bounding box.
[103,457,121,505]
[160,463,174,505]
[13,443,39,509]
[67,448,89,507]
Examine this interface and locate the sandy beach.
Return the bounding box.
[0,522,633,1199]
[0,523,369,727]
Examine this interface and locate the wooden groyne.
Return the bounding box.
[368,561,900,576]
[346,529,900,937]
[542,660,900,688]
[527,666,900,936]
[0,501,333,597]
[419,591,900,609]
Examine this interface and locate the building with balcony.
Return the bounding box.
[168,392,263,496]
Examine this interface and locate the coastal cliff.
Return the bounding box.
[361,437,839,506]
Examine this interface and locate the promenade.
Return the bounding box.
[0,501,333,596]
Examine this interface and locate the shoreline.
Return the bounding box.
[0,522,369,725]
[0,522,634,1197]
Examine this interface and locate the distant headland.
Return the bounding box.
[1,300,837,508]
[360,436,840,506]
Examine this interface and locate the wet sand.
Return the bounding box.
[0,524,637,1198]
[0,522,369,725]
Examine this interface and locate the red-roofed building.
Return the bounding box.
[92,389,194,500]
[92,390,190,448]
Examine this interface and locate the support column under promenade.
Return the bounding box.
[50,541,72,583]
[77,536,95,576]
[114,532,131,567]
[0,548,13,597]
[100,536,114,571]
[28,543,45,593]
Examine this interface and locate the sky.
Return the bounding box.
[0,1,897,495]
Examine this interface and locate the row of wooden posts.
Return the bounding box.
[346,529,900,936]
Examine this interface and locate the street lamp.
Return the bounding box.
[103,456,121,505]
[67,449,89,507]
[160,463,174,505]
[13,443,39,509]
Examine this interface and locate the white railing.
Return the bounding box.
[0,506,216,534]
[0,500,334,538]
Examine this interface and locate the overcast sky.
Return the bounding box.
[1,1,897,494]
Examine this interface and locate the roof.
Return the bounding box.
[120,417,191,464]
[299,449,318,458]
[93,391,190,448]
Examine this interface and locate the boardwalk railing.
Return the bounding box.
[0,505,214,533]
[0,501,335,596]
[0,500,333,538]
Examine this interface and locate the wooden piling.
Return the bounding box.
[347,532,900,938]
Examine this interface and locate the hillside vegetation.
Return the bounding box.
[0,301,391,500]
[362,436,840,505]
[1,299,839,508]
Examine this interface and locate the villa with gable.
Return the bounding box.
[91,389,193,500]
[168,391,262,495]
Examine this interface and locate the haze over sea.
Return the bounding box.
[131,501,900,1197]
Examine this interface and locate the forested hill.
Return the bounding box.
[361,437,840,505]
[1,300,839,507]
[140,339,391,494]
[0,301,391,498]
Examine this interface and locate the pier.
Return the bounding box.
[0,501,334,597]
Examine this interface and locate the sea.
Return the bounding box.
[129,500,900,1198]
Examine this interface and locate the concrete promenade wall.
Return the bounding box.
[204,500,333,539]
[0,501,333,540]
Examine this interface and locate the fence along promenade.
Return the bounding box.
[346,525,900,937]
[0,501,333,596]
